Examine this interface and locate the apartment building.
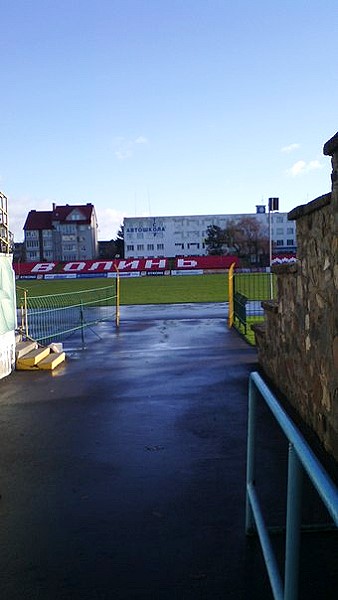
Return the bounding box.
[23,203,98,262]
[124,208,296,259]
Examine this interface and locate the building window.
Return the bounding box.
[127,245,134,251]
[287,239,294,245]
[137,244,144,251]
[62,224,76,234]
[137,233,144,239]
[175,243,184,250]
[26,230,38,239]
[157,243,164,250]
[276,240,284,246]
[69,212,82,221]
[147,244,154,251]
[276,216,284,223]
[287,227,294,234]
[276,228,284,235]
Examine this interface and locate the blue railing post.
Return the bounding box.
[246,376,257,534]
[246,372,338,600]
[284,443,303,600]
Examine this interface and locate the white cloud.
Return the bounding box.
[307,160,323,171]
[287,160,307,176]
[96,207,126,240]
[135,136,148,145]
[286,159,323,177]
[281,143,300,153]
[7,196,53,242]
[115,147,133,160]
[113,135,149,160]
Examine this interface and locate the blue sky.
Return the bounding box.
[1,0,337,241]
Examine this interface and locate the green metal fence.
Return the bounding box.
[17,283,119,345]
[231,271,276,345]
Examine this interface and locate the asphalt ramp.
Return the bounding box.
[0,303,336,599]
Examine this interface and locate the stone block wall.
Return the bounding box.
[254,132,338,461]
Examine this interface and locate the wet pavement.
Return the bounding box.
[0,303,337,600]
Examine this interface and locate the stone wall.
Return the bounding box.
[253,132,338,461]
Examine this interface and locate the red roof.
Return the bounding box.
[53,204,94,223]
[24,204,94,230]
[24,211,53,230]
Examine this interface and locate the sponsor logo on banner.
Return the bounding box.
[44,274,77,279]
[108,271,140,278]
[145,271,166,276]
[77,273,108,278]
[171,270,204,276]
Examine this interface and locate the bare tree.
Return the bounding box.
[205,217,269,265]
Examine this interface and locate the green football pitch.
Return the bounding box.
[17,273,270,304]
[16,272,273,305]
[16,273,272,345]
[16,274,230,305]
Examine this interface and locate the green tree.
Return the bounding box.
[114,225,124,258]
[204,225,229,255]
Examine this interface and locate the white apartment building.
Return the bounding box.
[124,209,296,259]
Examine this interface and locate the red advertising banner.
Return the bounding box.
[14,258,169,276]
[174,255,239,269]
[13,255,238,277]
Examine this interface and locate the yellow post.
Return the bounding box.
[228,262,236,328]
[115,267,120,327]
[20,304,24,336]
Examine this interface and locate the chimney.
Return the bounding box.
[52,203,56,211]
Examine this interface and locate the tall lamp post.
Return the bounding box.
[268,197,279,298]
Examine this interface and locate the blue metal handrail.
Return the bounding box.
[246,371,338,600]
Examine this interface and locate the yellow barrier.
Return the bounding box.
[227,262,236,328]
